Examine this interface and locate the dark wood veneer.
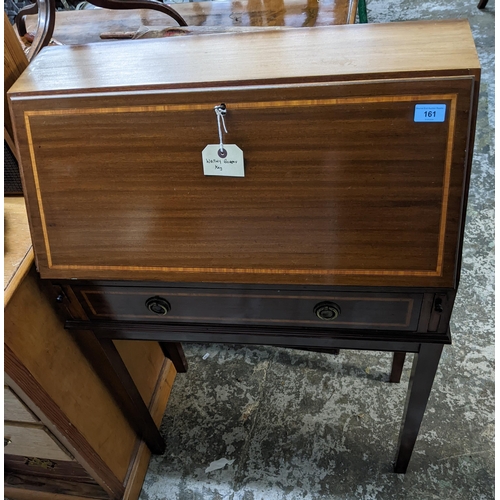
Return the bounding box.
[4,455,109,499]
[9,21,480,474]
[66,318,453,346]
[10,40,476,288]
[72,286,423,331]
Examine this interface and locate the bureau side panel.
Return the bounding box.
[4,266,137,484]
[11,76,475,286]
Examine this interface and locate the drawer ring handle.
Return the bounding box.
[314,302,341,321]
[145,297,171,316]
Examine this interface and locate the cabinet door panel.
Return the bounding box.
[15,77,475,287]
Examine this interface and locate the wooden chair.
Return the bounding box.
[4,13,28,150]
[4,13,29,195]
[15,0,187,59]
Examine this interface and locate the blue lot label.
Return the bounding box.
[414,104,446,122]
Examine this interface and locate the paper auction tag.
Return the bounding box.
[202,144,245,177]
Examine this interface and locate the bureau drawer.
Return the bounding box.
[5,454,109,500]
[4,423,73,461]
[73,287,423,331]
[4,387,39,424]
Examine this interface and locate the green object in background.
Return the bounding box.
[358,0,368,23]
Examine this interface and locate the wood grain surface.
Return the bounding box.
[4,386,40,423]
[4,489,107,500]
[23,0,358,46]
[13,78,475,286]
[4,197,33,306]
[122,358,176,500]
[5,455,98,484]
[5,458,110,500]
[4,13,28,143]
[114,340,166,405]
[4,197,177,498]
[74,286,423,331]
[8,20,479,287]
[4,423,73,461]
[5,266,137,485]
[8,20,479,95]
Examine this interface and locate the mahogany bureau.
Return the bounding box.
[8,20,480,473]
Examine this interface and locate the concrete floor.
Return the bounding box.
[140,1,495,499]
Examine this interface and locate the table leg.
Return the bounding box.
[389,351,406,383]
[394,343,443,473]
[97,338,166,454]
[159,342,188,373]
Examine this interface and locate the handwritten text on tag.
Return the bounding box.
[202,144,245,177]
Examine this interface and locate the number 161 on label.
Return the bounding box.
[414,104,446,123]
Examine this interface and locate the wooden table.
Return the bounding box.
[22,0,357,51]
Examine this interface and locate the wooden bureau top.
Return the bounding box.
[9,20,479,96]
